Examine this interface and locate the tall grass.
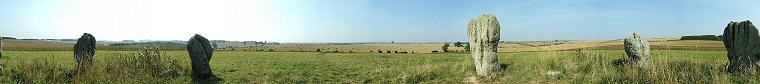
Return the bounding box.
[0,46,190,83]
[2,56,72,83]
[489,49,758,83]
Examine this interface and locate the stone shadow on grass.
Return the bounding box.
[612,58,629,68]
[500,63,510,71]
[191,75,223,84]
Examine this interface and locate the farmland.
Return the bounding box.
[191,39,728,53]
[1,38,724,52]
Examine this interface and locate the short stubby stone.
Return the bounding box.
[624,33,651,68]
[468,14,502,76]
[722,20,760,72]
[187,34,216,79]
[74,33,96,71]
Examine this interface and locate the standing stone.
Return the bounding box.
[74,33,96,71]
[722,20,760,72]
[1,36,3,59]
[624,33,651,68]
[187,34,216,79]
[468,14,502,76]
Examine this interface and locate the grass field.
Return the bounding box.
[1,49,757,83]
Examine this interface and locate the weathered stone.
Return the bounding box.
[468,14,501,76]
[74,33,96,71]
[722,20,760,72]
[1,36,3,59]
[187,34,216,79]
[624,33,651,68]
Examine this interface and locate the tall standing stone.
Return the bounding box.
[187,34,216,79]
[74,33,96,71]
[624,33,651,68]
[1,36,3,59]
[468,14,502,76]
[722,20,760,72]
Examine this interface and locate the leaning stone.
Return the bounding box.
[74,33,96,71]
[187,34,216,79]
[722,20,760,72]
[624,33,651,68]
[468,14,502,76]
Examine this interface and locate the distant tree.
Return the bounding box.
[316,48,321,52]
[454,42,463,47]
[442,43,450,52]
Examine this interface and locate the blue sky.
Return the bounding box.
[1,0,759,42]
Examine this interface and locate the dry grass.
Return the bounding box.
[220,40,724,53]
[2,40,75,51]
[589,40,725,51]
[3,39,725,53]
